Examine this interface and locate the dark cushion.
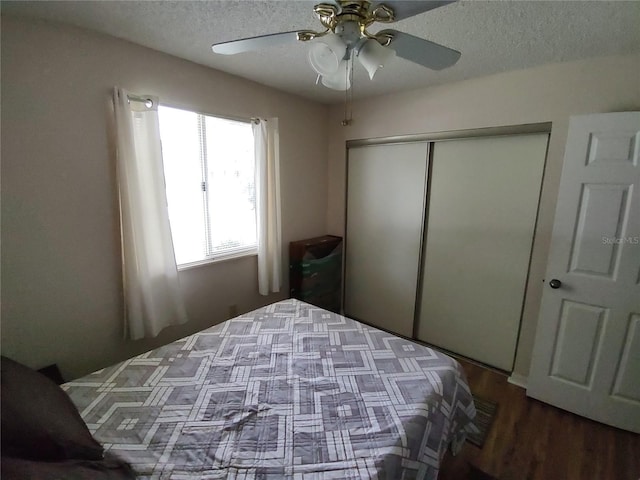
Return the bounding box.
[37,364,66,385]
[1,453,136,480]
[0,356,104,461]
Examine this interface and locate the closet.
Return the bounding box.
[344,126,549,371]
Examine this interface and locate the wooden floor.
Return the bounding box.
[439,359,640,480]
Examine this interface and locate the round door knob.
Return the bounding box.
[549,279,562,289]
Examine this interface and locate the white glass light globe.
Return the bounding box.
[321,59,352,91]
[308,34,348,76]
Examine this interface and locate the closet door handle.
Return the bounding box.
[549,279,562,289]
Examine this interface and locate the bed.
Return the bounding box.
[63,299,476,479]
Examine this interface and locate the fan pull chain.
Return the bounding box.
[342,51,354,127]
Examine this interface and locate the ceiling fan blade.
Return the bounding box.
[212,31,300,55]
[377,1,455,21]
[380,29,460,70]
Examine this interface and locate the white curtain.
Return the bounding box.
[253,118,282,296]
[112,87,188,340]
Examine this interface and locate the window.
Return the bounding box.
[158,106,256,266]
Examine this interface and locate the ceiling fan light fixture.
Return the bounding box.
[320,58,352,91]
[357,38,396,80]
[211,1,461,97]
[308,34,347,76]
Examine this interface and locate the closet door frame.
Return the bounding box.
[342,122,552,365]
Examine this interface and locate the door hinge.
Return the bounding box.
[201,181,207,192]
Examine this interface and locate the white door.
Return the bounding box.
[344,142,429,337]
[527,112,640,433]
[416,134,548,371]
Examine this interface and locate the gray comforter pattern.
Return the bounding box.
[64,300,476,479]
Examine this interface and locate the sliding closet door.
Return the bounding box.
[417,134,548,370]
[345,143,428,337]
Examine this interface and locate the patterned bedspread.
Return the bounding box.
[64,299,476,479]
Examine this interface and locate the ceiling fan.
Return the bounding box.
[212,1,461,91]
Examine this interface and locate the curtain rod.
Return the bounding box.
[127,94,263,124]
[127,94,154,107]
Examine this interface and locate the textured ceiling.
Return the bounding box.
[3,1,640,104]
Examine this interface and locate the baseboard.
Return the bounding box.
[507,373,528,390]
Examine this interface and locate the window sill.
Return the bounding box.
[177,248,258,271]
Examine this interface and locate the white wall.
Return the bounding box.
[327,53,640,377]
[1,16,329,380]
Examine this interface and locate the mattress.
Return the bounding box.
[64,299,476,479]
